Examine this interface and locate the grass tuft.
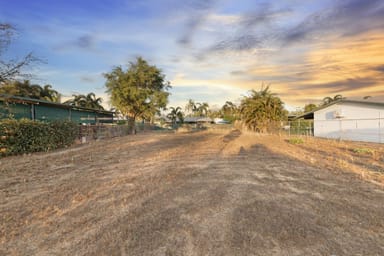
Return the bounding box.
[287,137,304,145]
[353,148,374,154]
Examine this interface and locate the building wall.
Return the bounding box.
[0,101,31,119]
[1,100,113,124]
[314,102,384,143]
[35,104,70,121]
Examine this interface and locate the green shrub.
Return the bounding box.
[0,119,78,156]
[287,137,304,145]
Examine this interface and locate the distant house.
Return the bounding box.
[0,94,114,124]
[213,118,230,124]
[183,117,213,124]
[297,97,384,143]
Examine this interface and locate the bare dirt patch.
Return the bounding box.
[1,130,384,255]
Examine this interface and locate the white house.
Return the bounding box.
[311,97,384,143]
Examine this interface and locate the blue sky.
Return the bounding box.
[1,0,384,111]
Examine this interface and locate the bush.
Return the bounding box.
[0,119,78,156]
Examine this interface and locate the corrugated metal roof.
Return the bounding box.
[295,96,384,120]
[184,117,213,123]
[0,94,114,114]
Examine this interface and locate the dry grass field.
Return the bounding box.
[1,129,384,255]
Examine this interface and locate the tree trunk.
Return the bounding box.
[127,116,136,134]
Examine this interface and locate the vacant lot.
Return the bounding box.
[1,129,384,255]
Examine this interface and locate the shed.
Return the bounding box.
[0,94,114,124]
[297,97,384,143]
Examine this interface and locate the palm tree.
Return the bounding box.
[185,99,197,116]
[29,83,43,99]
[240,84,286,132]
[322,94,343,105]
[196,102,209,117]
[85,93,104,110]
[0,80,61,102]
[40,84,60,102]
[167,106,184,127]
[64,93,104,110]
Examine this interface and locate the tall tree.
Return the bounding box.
[167,106,184,127]
[185,99,197,116]
[0,23,41,82]
[196,102,209,117]
[184,100,209,117]
[104,57,170,133]
[240,84,286,132]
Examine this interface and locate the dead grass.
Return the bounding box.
[1,129,384,255]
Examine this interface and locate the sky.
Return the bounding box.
[1,0,383,111]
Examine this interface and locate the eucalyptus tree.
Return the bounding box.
[104,57,170,133]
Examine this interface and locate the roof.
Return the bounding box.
[184,116,213,123]
[0,94,114,115]
[295,96,384,120]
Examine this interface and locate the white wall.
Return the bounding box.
[314,102,384,143]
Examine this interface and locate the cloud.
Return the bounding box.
[199,5,290,56]
[194,0,384,59]
[80,75,96,83]
[54,33,97,52]
[177,0,217,46]
[230,70,246,76]
[76,35,94,49]
[373,64,384,74]
[208,35,262,52]
[296,77,378,93]
[281,0,384,45]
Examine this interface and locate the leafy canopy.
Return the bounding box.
[104,57,170,121]
[0,80,60,102]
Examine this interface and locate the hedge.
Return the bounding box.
[0,119,78,156]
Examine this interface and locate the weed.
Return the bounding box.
[353,148,374,154]
[287,137,304,145]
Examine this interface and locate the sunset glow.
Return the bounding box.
[1,0,383,109]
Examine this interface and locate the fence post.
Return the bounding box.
[379,113,382,143]
[288,121,291,137]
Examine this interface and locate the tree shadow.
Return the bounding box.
[223,129,242,143]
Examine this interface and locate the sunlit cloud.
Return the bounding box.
[1,0,383,111]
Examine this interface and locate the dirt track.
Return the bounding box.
[1,129,384,255]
